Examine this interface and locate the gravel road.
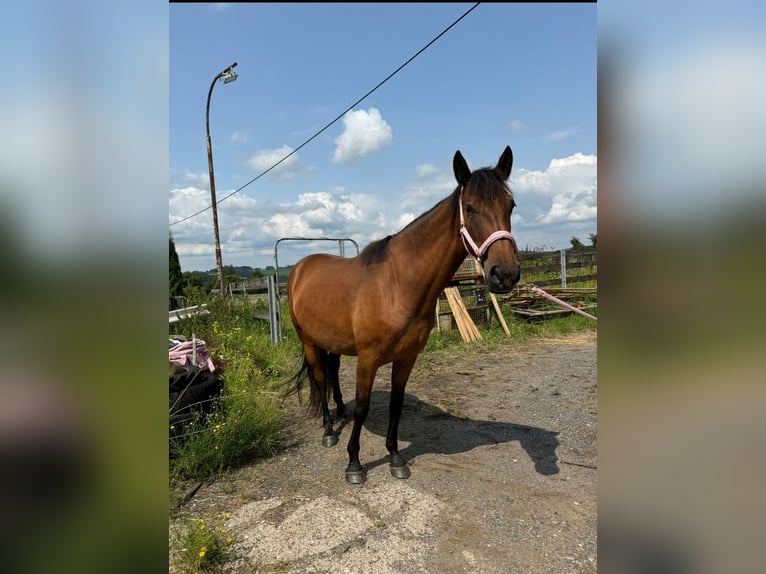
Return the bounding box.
[173,329,597,573]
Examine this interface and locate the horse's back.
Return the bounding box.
[288,252,355,297]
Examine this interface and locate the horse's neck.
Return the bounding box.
[392,195,467,307]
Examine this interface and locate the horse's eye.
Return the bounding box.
[465,204,476,216]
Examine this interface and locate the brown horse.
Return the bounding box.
[287,146,520,483]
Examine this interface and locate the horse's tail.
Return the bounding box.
[285,351,325,416]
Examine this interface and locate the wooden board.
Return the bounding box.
[444,287,482,342]
[489,292,511,336]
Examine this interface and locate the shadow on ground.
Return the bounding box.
[328,391,560,476]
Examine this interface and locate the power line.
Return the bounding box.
[170,2,481,227]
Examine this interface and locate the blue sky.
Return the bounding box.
[169,3,596,271]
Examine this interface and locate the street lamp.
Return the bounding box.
[206,61,238,295]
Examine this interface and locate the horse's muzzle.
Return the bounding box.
[485,262,520,294]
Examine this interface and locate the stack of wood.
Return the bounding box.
[443,287,483,342]
[500,286,597,307]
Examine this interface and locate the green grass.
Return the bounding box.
[170,298,297,484]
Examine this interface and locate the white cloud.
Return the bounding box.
[332,108,392,164]
[510,119,527,132]
[548,153,597,170]
[389,153,596,251]
[246,144,313,180]
[415,163,439,179]
[176,171,210,189]
[544,127,578,142]
[169,185,210,210]
[512,152,597,227]
[396,213,416,229]
[169,152,598,270]
[169,183,391,270]
[262,212,316,239]
[398,162,456,212]
[539,189,597,224]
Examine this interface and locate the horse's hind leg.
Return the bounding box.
[304,346,338,448]
[325,352,348,419]
[386,357,417,479]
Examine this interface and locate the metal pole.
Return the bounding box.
[268,274,282,344]
[560,249,567,288]
[205,62,237,295]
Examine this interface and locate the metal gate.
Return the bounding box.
[269,237,360,344]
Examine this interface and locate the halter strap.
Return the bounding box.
[459,188,517,263]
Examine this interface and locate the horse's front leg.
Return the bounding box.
[386,357,416,479]
[345,360,377,484]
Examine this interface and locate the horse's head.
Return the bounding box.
[453,146,521,293]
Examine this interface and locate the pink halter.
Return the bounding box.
[459,188,517,263]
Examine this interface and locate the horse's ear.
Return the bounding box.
[495,146,513,181]
[453,151,471,185]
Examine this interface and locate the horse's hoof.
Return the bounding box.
[345,469,367,484]
[322,435,338,448]
[390,464,411,479]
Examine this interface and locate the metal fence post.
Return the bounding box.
[267,274,282,344]
[560,249,567,288]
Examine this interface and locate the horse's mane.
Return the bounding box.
[358,234,393,266]
[359,167,511,267]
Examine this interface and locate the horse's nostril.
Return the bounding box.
[489,264,520,287]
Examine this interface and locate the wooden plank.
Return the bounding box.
[519,265,559,275]
[456,291,481,341]
[563,260,598,271]
[489,292,511,336]
[445,288,472,341]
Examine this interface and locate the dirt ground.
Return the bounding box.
[174,329,597,573]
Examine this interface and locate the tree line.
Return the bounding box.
[170,234,291,308]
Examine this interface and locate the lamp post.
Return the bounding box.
[206,61,238,295]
